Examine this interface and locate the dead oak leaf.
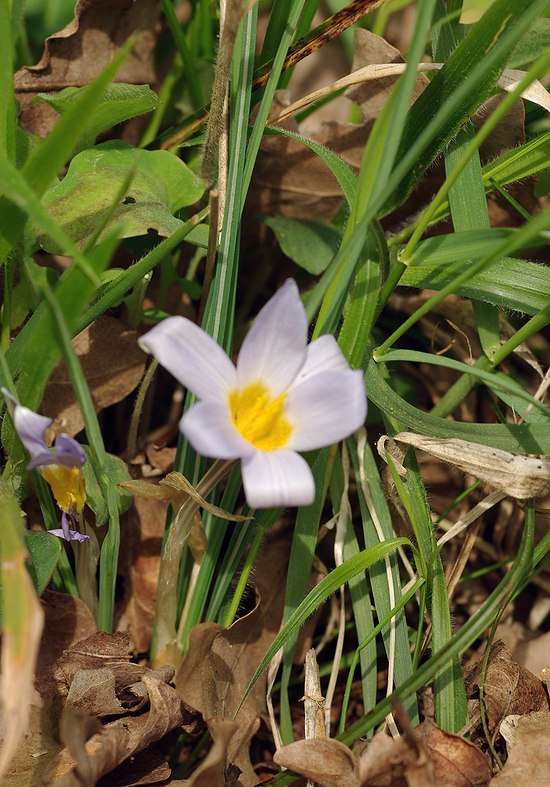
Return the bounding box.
[14,0,159,136]
[48,673,185,785]
[491,712,550,785]
[274,722,490,787]
[116,496,167,655]
[41,315,146,437]
[465,641,550,735]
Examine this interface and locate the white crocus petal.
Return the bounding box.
[12,404,51,459]
[286,370,367,451]
[241,449,315,508]
[236,279,308,397]
[181,401,255,459]
[139,316,237,402]
[294,335,352,383]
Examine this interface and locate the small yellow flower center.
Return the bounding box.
[41,465,86,514]
[229,382,292,451]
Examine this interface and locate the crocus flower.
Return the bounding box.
[139,279,367,508]
[2,389,88,542]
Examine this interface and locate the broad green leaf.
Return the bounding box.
[39,141,205,252]
[264,215,340,274]
[82,449,133,527]
[35,84,158,149]
[24,531,61,595]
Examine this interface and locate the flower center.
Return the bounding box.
[229,382,292,451]
[41,465,86,514]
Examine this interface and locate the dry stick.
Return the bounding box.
[160,0,388,149]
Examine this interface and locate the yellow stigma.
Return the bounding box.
[229,382,292,451]
[41,465,86,514]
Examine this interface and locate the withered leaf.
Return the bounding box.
[491,712,550,785]
[185,718,241,787]
[415,720,491,787]
[465,641,550,734]
[273,738,358,787]
[37,589,97,682]
[49,674,184,785]
[14,0,159,137]
[378,432,550,499]
[42,315,146,437]
[116,496,167,655]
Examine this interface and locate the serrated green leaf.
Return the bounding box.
[264,215,341,274]
[35,84,158,149]
[82,449,132,527]
[39,141,205,252]
[24,531,61,595]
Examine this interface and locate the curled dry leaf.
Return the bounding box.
[252,29,428,221]
[491,712,550,785]
[414,721,491,787]
[14,0,159,136]
[378,432,550,499]
[42,315,147,437]
[465,641,550,735]
[50,673,185,785]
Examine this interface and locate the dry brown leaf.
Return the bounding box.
[415,721,491,787]
[14,0,159,136]
[273,738,358,787]
[121,471,250,523]
[42,315,146,437]
[251,28,427,221]
[466,641,550,735]
[379,432,550,499]
[491,712,550,785]
[116,496,167,655]
[274,722,484,787]
[185,718,241,787]
[176,529,289,785]
[48,673,185,785]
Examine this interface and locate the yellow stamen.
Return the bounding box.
[229,382,292,451]
[41,465,86,514]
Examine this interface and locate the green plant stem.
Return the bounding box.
[42,281,120,631]
[160,0,203,109]
[339,577,424,734]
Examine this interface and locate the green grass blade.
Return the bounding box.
[236,537,411,717]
